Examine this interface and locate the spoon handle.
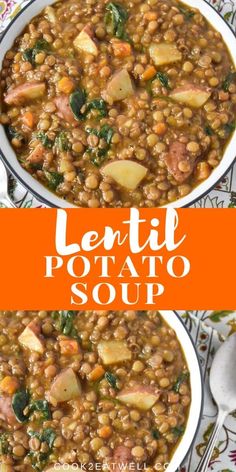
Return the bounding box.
[195,409,227,472]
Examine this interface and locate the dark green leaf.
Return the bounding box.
[204,125,214,136]
[86,99,108,118]
[12,389,30,423]
[0,433,10,454]
[223,122,236,134]
[173,372,189,393]
[209,310,234,322]
[69,88,87,121]
[28,400,51,420]
[86,125,114,167]
[154,72,171,90]
[172,425,185,437]
[55,131,71,152]
[6,125,24,143]
[178,6,195,20]
[152,429,160,439]
[37,132,54,149]
[23,39,50,65]
[222,71,236,92]
[136,311,147,316]
[52,310,79,339]
[28,428,56,471]
[105,3,129,41]
[105,372,119,390]
[44,171,64,190]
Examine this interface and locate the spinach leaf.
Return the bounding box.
[154,72,171,90]
[86,99,108,118]
[12,389,30,423]
[173,372,189,393]
[28,428,56,471]
[178,6,195,20]
[86,125,114,167]
[152,429,161,440]
[69,88,87,121]
[172,425,185,437]
[55,131,71,151]
[0,433,10,454]
[105,372,119,390]
[37,132,54,149]
[6,125,24,143]
[23,39,50,65]
[28,400,51,420]
[52,310,79,338]
[44,171,64,190]
[204,125,214,136]
[105,3,129,40]
[223,122,236,134]
[222,71,236,92]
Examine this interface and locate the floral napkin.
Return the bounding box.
[1,1,236,471]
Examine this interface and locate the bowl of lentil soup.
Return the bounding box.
[0,310,202,472]
[0,0,236,208]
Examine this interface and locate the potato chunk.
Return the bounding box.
[74,25,98,56]
[19,321,44,354]
[98,341,132,365]
[106,69,134,101]
[117,385,160,410]
[170,84,211,108]
[50,368,81,403]
[102,160,147,190]
[149,43,182,66]
[4,82,46,105]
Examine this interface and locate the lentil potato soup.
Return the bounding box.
[0,311,191,471]
[1,1,236,207]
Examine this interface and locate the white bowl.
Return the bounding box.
[0,0,235,208]
[159,310,203,472]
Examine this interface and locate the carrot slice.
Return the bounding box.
[112,41,132,57]
[0,376,20,395]
[22,111,35,128]
[88,365,105,381]
[142,66,156,81]
[58,77,75,94]
[59,337,80,356]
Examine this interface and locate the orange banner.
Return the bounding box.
[0,208,235,310]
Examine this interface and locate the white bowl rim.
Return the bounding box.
[158,310,203,472]
[0,0,235,208]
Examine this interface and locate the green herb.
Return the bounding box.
[0,433,10,454]
[55,131,71,151]
[152,429,161,440]
[105,3,129,40]
[23,38,50,65]
[86,125,114,167]
[136,311,147,316]
[36,132,54,149]
[105,372,119,390]
[178,6,195,20]
[204,125,214,136]
[222,71,236,92]
[172,425,185,437]
[28,428,56,471]
[86,99,108,118]
[12,389,30,423]
[69,88,87,121]
[28,400,51,420]
[44,171,63,190]
[173,372,189,393]
[52,310,79,339]
[154,72,171,90]
[223,122,236,134]
[6,125,24,143]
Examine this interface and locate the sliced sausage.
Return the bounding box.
[54,95,77,124]
[164,141,196,183]
[0,396,18,426]
[113,446,133,472]
[4,82,46,105]
[27,144,45,163]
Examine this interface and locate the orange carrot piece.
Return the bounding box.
[89,365,105,381]
[58,77,75,94]
[142,66,156,81]
[98,426,112,439]
[0,376,20,395]
[59,338,80,356]
[112,41,132,57]
[153,122,167,135]
[144,12,158,20]
[22,111,35,128]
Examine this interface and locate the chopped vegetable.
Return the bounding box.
[28,399,51,420]
[112,41,132,57]
[172,425,185,437]
[22,111,35,128]
[117,385,160,410]
[149,43,182,66]
[141,66,156,81]
[19,321,45,354]
[0,433,10,455]
[106,69,134,101]
[102,160,147,190]
[105,3,129,41]
[74,25,98,56]
[0,376,20,395]
[6,125,24,143]
[154,71,171,90]
[58,77,75,94]
[173,372,190,393]
[224,122,236,134]
[28,428,56,471]
[170,84,211,108]
[55,131,71,151]
[98,340,132,365]
[59,337,80,356]
[204,125,214,136]
[69,88,87,121]
[12,389,30,423]
[86,98,108,118]
[105,371,119,390]
[50,368,82,402]
[86,125,115,166]
[222,71,236,92]
[152,429,161,439]
[36,132,54,149]
[44,171,63,190]
[178,6,195,20]
[23,38,50,65]
[52,310,79,338]
[89,365,105,381]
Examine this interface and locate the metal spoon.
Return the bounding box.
[0,159,16,208]
[196,333,236,472]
